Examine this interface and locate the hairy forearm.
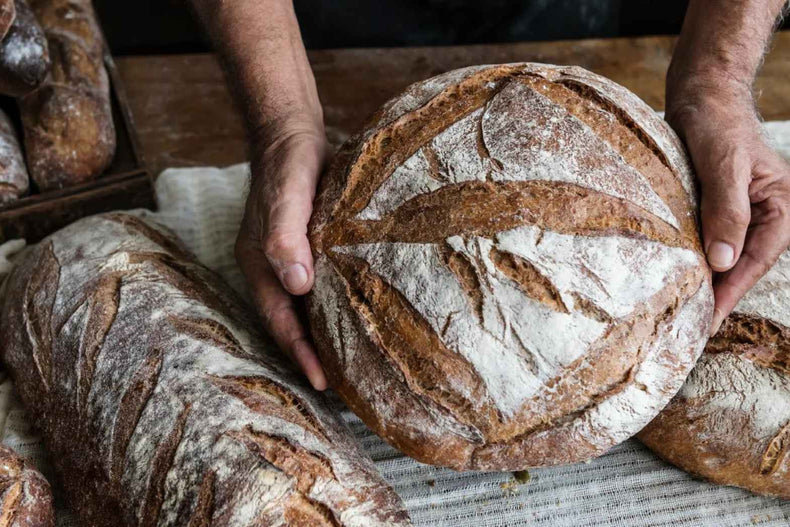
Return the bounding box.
[190,0,322,138]
[668,0,787,109]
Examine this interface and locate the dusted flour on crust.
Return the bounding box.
[639,249,790,498]
[308,63,713,470]
[0,213,411,527]
[0,444,54,527]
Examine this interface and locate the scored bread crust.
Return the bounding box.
[0,444,54,527]
[0,213,411,527]
[639,249,790,498]
[308,63,713,470]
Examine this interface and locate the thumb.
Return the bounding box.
[257,134,326,295]
[694,144,752,273]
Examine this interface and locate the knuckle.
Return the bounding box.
[263,231,302,261]
[724,207,751,229]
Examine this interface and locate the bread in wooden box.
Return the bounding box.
[19,0,114,191]
[0,107,29,203]
[0,0,48,97]
[639,248,790,498]
[308,63,714,471]
[0,443,54,527]
[0,213,411,527]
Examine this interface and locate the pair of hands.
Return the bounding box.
[235,75,790,391]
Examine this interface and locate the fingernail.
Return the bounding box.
[282,264,308,292]
[710,308,725,337]
[707,241,735,270]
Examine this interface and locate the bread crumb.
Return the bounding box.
[500,480,520,496]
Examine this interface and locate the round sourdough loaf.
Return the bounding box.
[308,63,714,470]
[639,249,790,498]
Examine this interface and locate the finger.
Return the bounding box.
[260,138,325,296]
[711,213,790,335]
[694,144,753,273]
[237,234,328,390]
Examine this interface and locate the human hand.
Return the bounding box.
[235,118,329,390]
[667,81,790,335]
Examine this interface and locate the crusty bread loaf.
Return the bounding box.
[307,63,714,471]
[0,213,411,526]
[0,0,15,42]
[0,0,48,97]
[19,0,114,191]
[638,249,790,498]
[0,107,29,203]
[0,444,54,527]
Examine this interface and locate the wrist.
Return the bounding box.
[665,66,757,135]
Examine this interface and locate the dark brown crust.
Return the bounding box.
[0,444,55,527]
[0,0,48,97]
[0,213,411,526]
[308,63,711,470]
[20,0,114,190]
[639,312,790,499]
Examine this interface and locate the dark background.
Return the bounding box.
[94,0,787,55]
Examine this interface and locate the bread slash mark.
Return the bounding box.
[140,403,191,526]
[104,213,195,262]
[186,470,216,527]
[77,272,122,417]
[23,241,60,392]
[208,375,329,441]
[489,247,568,314]
[761,420,790,475]
[321,180,692,252]
[110,346,163,486]
[167,315,253,362]
[226,427,341,527]
[330,251,495,434]
[440,243,485,323]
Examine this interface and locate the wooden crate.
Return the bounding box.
[0,47,155,243]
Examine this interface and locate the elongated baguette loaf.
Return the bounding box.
[308,63,714,470]
[0,444,54,527]
[0,0,48,97]
[20,0,114,190]
[0,213,411,526]
[638,248,790,498]
[0,107,29,203]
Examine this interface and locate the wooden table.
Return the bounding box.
[116,33,790,177]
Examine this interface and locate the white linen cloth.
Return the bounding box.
[3,121,790,526]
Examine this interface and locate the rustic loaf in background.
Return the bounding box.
[0,213,411,526]
[639,248,790,498]
[19,0,114,191]
[0,0,15,42]
[0,107,28,202]
[0,0,48,97]
[308,63,714,471]
[0,443,54,527]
